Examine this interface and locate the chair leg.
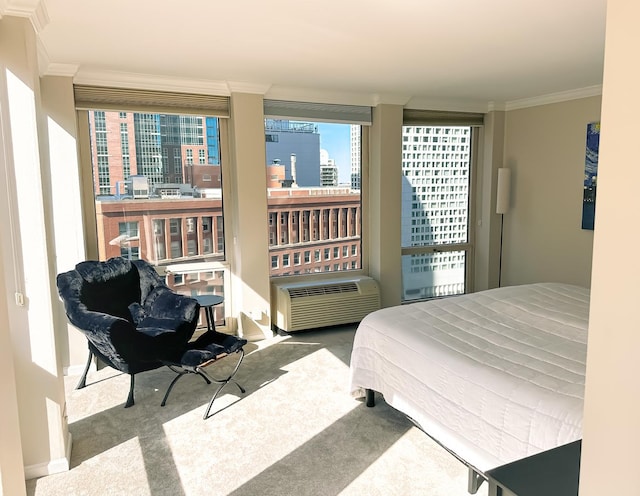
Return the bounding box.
[161,365,211,407]
[202,350,246,420]
[76,349,94,390]
[161,370,187,407]
[125,374,135,408]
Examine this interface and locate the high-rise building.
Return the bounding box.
[320,159,338,187]
[401,126,471,299]
[265,119,321,186]
[350,125,361,190]
[87,111,220,197]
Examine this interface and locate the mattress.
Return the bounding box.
[349,282,589,473]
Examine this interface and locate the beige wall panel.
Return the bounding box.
[580,0,640,494]
[503,97,601,288]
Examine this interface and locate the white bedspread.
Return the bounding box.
[349,282,589,473]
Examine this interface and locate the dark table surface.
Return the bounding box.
[193,294,224,307]
[486,440,581,496]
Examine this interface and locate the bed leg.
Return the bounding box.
[365,388,375,407]
[467,468,485,494]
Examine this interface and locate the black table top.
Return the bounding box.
[486,440,581,496]
[192,294,224,307]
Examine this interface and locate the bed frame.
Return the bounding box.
[350,283,589,494]
[365,388,486,493]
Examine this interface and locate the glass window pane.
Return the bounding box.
[401,252,466,301]
[265,119,361,277]
[401,125,472,302]
[85,110,227,325]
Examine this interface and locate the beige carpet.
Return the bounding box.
[26,325,488,496]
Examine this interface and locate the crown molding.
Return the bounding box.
[226,81,272,95]
[38,63,603,113]
[0,0,49,31]
[405,96,490,113]
[372,93,412,106]
[265,85,378,107]
[487,101,507,112]
[505,85,603,111]
[72,69,232,96]
[36,36,78,77]
[43,63,79,77]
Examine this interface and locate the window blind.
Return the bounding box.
[74,85,230,117]
[264,99,372,125]
[402,109,484,126]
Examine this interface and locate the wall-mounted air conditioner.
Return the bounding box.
[272,276,380,333]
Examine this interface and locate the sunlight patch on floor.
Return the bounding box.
[162,346,358,494]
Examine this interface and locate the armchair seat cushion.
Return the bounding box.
[137,317,183,337]
[179,344,228,368]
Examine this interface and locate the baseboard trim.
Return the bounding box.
[24,433,73,480]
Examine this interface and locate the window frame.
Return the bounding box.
[399,118,480,301]
[75,88,234,332]
[262,101,371,283]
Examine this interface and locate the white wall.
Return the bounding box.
[40,75,89,374]
[0,16,70,483]
[474,111,505,292]
[580,1,640,493]
[0,127,26,496]
[227,93,272,339]
[502,97,601,288]
[369,104,403,307]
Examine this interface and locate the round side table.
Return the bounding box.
[193,294,224,332]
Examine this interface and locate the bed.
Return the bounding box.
[349,282,589,492]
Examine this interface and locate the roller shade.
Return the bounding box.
[264,99,372,125]
[74,85,230,117]
[403,109,484,126]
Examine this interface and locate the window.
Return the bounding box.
[121,246,139,260]
[400,118,478,302]
[79,90,230,328]
[119,221,139,238]
[170,218,181,235]
[216,216,224,253]
[263,106,368,277]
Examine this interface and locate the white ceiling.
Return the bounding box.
[7,0,608,110]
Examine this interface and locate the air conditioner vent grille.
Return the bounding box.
[272,276,380,332]
[287,282,358,299]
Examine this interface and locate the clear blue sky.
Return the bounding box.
[317,123,352,183]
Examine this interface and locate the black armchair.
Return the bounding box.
[57,257,248,416]
[56,257,201,407]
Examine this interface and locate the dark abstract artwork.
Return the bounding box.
[582,122,600,230]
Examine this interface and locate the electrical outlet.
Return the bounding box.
[15,292,24,306]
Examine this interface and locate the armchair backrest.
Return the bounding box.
[74,257,142,321]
